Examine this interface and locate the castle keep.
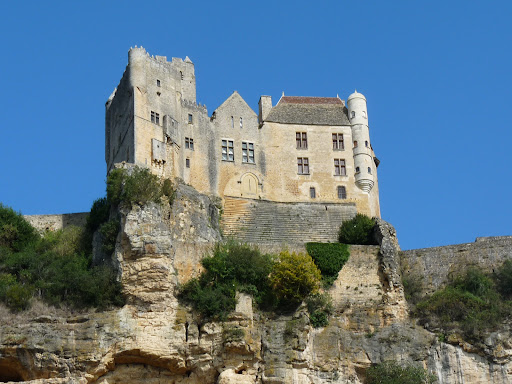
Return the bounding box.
[105,47,381,242]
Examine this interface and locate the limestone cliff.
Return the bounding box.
[1,186,511,383]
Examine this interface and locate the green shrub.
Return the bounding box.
[306,293,333,328]
[179,242,273,319]
[0,204,39,252]
[270,251,321,307]
[305,242,349,286]
[495,260,512,298]
[402,271,424,304]
[415,268,508,340]
[107,167,165,207]
[338,214,377,245]
[366,361,436,384]
[179,278,236,320]
[98,219,120,255]
[162,179,176,205]
[223,326,245,343]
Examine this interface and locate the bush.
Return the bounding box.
[338,214,377,245]
[270,251,321,307]
[0,204,39,252]
[402,271,424,304]
[495,260,512,298]
[179,242,273,319]
[107,167,165,207]
[98,219,120,255]
[305,242,349,286]
[306,293,333,328]
[366,361,436,384]
[415,268,508,340]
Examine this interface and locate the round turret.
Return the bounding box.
[347,91,374,193]
[128,46,148,87]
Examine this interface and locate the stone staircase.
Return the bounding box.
[221,196,357,244]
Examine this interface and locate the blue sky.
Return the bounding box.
[0,1,510,250]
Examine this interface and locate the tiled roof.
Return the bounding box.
[265,96,350,126]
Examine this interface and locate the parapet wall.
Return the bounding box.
[401,236,512,294]
[24,212,89,233]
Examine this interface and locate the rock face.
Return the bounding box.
[1,189,512,383]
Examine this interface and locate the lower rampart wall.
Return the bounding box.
[24,212,89,233]
[401,236,512,294]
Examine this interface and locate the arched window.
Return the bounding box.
[337,186,347,199]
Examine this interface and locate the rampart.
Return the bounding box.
[401,236,512,294]
[24,212,88,233]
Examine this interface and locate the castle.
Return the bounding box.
[105,47,381,242]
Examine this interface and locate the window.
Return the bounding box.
[297,157,309,174]
[368,167,372,174]
[188,114,193,124]
[231,116,234,129]
[186,158,190,168]
[185,137,194,150]
[353,140,358,148]
[180,71,184,80]
[151,111,160,125]
[156,79,161,87]
[355,166,360,173]
[362,111,367,118]
[296,132,308,149]
[242,141,255,163]
[351,111,355,118]
[337,186,347,199]
[222,140,234,161]
[334,159,346,176]
[365,140,369,148]
[240,117,243,129]
[332,133,344,150]
[310,187,316,198]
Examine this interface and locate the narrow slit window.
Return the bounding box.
[156,79,161,87]
[188,114,193,124]
[368,167,372,174]
[240,117,243,129]
[186,158,190,168]
[310,187,316,198]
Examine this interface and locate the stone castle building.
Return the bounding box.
[105,47,380,242]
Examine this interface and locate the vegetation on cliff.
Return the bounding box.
[179,242,326,323]
[0,205,123,311]
[411,264,512,342]
[306,242,350,286]
[338,213,378,245]
[366,361,436,384]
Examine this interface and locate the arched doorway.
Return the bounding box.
[241,173,258,197]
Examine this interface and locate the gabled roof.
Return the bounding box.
[265,96,350,126]
[212,91,257,117]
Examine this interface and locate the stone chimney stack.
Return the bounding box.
[258,96,272,124]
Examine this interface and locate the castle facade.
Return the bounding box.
[105,47,380,241]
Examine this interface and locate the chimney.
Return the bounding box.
[258,96,272,124]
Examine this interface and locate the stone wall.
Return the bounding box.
[24,212,88,233]
[221,196,357,244]
[401,236,512,294]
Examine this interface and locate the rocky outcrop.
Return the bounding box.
[1,190,511,383]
